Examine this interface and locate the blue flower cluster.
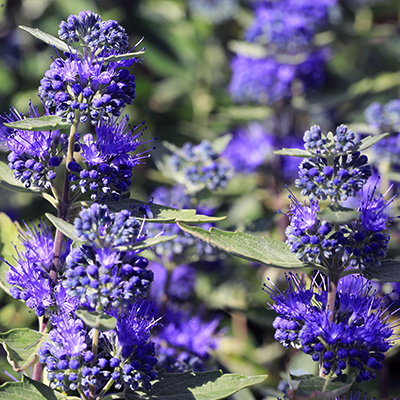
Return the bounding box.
[222,122,275,173]
[5,221,70,316]
[0,104,68,189]
[63,203,153,310]
[284,185,392,270]
[228,51,327,105]
[38,10,143,125]
[265,274,397,382]
[228,0,334,105]
[58,11,129,55]
[169,140,231,193]
[364,100,400,166]
[154,307,221,373]
[295,125,372,202]
[39,304,158,393]
[68,117,148,201]
[245,0,337,50]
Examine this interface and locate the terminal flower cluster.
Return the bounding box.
[265,274,397,382]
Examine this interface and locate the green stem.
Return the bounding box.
[88,327,100,400]
[77,384,89,400]
[50,119,79,281]
[95,376,117,399]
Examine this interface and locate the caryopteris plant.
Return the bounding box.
[0,12,265,400]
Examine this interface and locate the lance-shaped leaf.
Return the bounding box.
[45,214,85,244]
[0,212,21,296]
[0,328,45,372]
[355,132,389,152]
[116,235,178,251]
[0,377,66,400]
[125,370,266,400]
[317,205,360,224]
[75,310,117,331]
[177,223,305,269]
[274,133,388,160]
[273,148,314,158]
[363,259,400,282]
[287,374,355,399]
[4,116,71,132]
[0,161,42,194]
[107,199,226,224]
[103,50,146,63]
[19,25,72,54]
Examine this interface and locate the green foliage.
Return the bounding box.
[0,212,21,295]
[317,205,361,224]
[3,116,71,131]
[108,199,226,224]
[75,310,117,331]
[363,259,400,282]
[177,223,305,269]
[0,328,45,372]
[125,370,267,400]
[0,376,66,400]
[287,374,355,399]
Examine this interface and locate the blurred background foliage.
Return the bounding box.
[1,0,400,398]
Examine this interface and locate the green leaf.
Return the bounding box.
[116,235,178,251]
[44,214,84,244]
[177,224,305,269]
[75,310,117,331]
[0,377,66,400]
[103,50,145,63]
[19,25,71,54]
[0,213,22,295]
[317,205,360,224]
[4,116,71,131]
[107,199,226,224]
[211,134,232,154]
[0,328,45,372]
[273,148,314,158]
[0,161,42,194]
[125,370,266,400]
[287,374,355,400]
[354,132,389,152]
[363,259,400,282]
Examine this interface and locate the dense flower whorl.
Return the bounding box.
[295,124,373,202]
[58,11,129,55]
[154,307,222,373]
[63,203,153,310]
[169,140,231,193]
[0,104,68,189]
[39,304,158,394]
[265,274,397,382]
[38,52,137,125]
[222,122,275,173]
[228,52,326,105]
[68,117,149,201]
[5,221,70,316]
[245,0,337,50]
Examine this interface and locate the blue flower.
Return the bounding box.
[63,203,153,310]
[245,0,337,50]
[0,103,68,189]
[265,274,397,382]
[39,50,137,124]
[154,307,222,372]
[228,52,327,105]
[68,117,150,201]
[58,11,129,55]
[168,140,231,193]
[222,122,275,173]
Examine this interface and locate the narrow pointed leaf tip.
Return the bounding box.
[177,223,305,269]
